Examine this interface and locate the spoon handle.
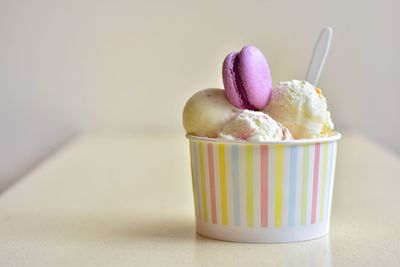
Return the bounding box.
[305,27,333,86]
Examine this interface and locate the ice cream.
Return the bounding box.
[183,45,335,141]
[183,88,239,138]
[219,110,293,141]
[182,88,292,141]
[184,37,341,244]
[263,80,333,139]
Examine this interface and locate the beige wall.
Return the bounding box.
[1,0,399,191]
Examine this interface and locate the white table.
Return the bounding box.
[0,133,399,266]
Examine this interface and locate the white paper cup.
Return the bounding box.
[187,132,341,243]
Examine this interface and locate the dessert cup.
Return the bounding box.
[187,132,341,243]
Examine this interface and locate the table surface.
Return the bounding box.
[0,132,399,267]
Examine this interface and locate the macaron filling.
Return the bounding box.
[232,54,257,110]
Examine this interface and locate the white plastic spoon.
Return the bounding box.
[305,27,333,86]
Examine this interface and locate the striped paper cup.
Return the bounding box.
[187,132,341,243]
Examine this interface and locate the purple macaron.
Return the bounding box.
[222,45,272,110]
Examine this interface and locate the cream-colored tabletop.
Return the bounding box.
[0,133,399,266]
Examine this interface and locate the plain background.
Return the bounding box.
[1,0,399,192]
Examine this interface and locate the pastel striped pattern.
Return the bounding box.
[189,142,199,220]
[190,140,337,228]
[207,143,217,224]
[275,145,284,228]
[301,145,310,225]
[246,145,254,227]
[311,144,320,224]
[288,145,297,227]
[198,143,208,222]
[231,146,241,226]
[260,145,268,227]
[218,144,228,225]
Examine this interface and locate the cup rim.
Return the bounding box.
[186,131,341,145]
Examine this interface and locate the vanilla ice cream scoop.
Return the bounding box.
[219,110,293,142]
[183,88,240,137]
[263,80,334,139]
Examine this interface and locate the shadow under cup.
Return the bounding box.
[187,132,341,243]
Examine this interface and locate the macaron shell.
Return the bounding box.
[238,46,272,109]
[222,52,244,109]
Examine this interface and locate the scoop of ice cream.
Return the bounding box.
[183,88,240,137]
[219,110,293,141]
[263,80,334,139]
